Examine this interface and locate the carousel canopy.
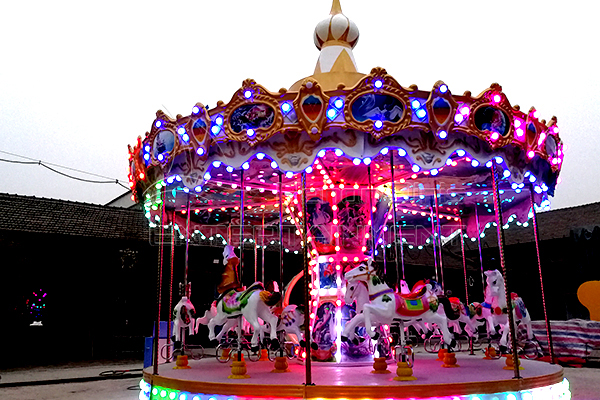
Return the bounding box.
[127,1,563,252]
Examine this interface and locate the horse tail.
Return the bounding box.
[439,297,461,320]
[260,290,282,307]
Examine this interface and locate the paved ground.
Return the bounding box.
[1,358,598,399]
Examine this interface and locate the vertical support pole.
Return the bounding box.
[390,151,403,285]
[475,207,486,296]
[166,215,175,362]
[254,226,258,283]
[153,186,166,376]
[459,217,469,305]
[301,172,313,385]
[262,210,265,285]
[433,181,445,291]
[430,205,439,282]
[279,172,284,293]
[530,187,556,363]
[490,164,520,379]
[238,170,244,363]
[239,170,244,287]
[184,193,191,289]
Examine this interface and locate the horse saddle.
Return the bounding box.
[400,285,427,300]
[394,291,431,317]
[221,283,263,314]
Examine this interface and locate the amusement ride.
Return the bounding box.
[128,1,571,399]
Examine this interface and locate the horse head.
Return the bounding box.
[427,279,444,297]
[223,245,236,264]
[344,262,375,283]
[399,280,410,294]
[484,269,504,298]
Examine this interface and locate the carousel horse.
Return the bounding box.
[343,262,455,349]
[471,269,533,348]
[342,280,428,343]
[417,279,478,338]
[258,304,306,343]
[173,295,196,342]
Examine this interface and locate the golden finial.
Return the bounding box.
[330,0,343,15]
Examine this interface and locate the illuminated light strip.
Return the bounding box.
[141,378,571,400]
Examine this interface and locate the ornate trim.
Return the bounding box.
[344,67,412,141]
[425,80,458,137]
[222,79,284,146]
[292,79,330,141]
[467,83,515,149]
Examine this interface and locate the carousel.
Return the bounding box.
[129,1,571,399]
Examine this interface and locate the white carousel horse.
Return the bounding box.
[198,282,281,348]
[173,296,196,341]
[342,280,429,343]
[471,269,533,348]
[257,304,306,343]
[344,262,455,348]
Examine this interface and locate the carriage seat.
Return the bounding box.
[398,285,427,300]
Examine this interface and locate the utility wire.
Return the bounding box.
[0,150,129,189]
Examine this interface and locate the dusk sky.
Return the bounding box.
[1,0,598,210]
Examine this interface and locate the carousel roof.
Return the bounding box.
[127,1,564,251]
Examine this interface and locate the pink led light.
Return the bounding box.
[454,114,464,124]
[460,106,470,115]
[516,128,524,137]
[528,150,535,158]
[533,110,539,118]
[553,126,559,133]
[492,94,501,103]
[491,132,499,141]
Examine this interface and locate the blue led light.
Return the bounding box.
[486,160,493,168]
[380,147,389,155]
[438,130,448,139]
[411,100,421,109]
[495,156,504,164]
[431,168,439,176]
[327,108,337,119]
[398,148,407,157]
[175,175,182,182]
[416,108,427,118]
[374,120,383,129]
[143,153,150,161]
[155,120,162,128]
[211,125,220,135]
[511,183,518,189]
[196,148,205,156]
[242,162,250,170]
[471,159,480,167]
[226,166,234,173]
[177,127,186,135]
[271,160,278,168]
[212,161,222,168]
[439,84,448,93]
[158,154,164,161]
[412,164,420,172]
[363,157,372,165]
[334,98,344,109]
[216,116,223,125]
[503,170,511,178]
[305,166,313,173]
[144,145,150,152]
[244,90,252,99]
[167,176,175,184]
[318,149,326,158]
[334,149,344,157]
[182,134,189,142]
[285,171,293,178]
[457,149,466,157]
[192,106,200,114]
[281,102,291,113]
[352,158,361,165]
[256,153,265,160]
[203,172,211,180]
[374,79,383,89]
[247,129,255,137]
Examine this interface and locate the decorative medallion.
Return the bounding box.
[344,67,411,141]
[222,79,283,146]
[466,83,514,148]
[293,79,330,141]
[425,81,458,138]
[146,110,180,166]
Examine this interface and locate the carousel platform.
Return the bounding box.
[141,352,569,400]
